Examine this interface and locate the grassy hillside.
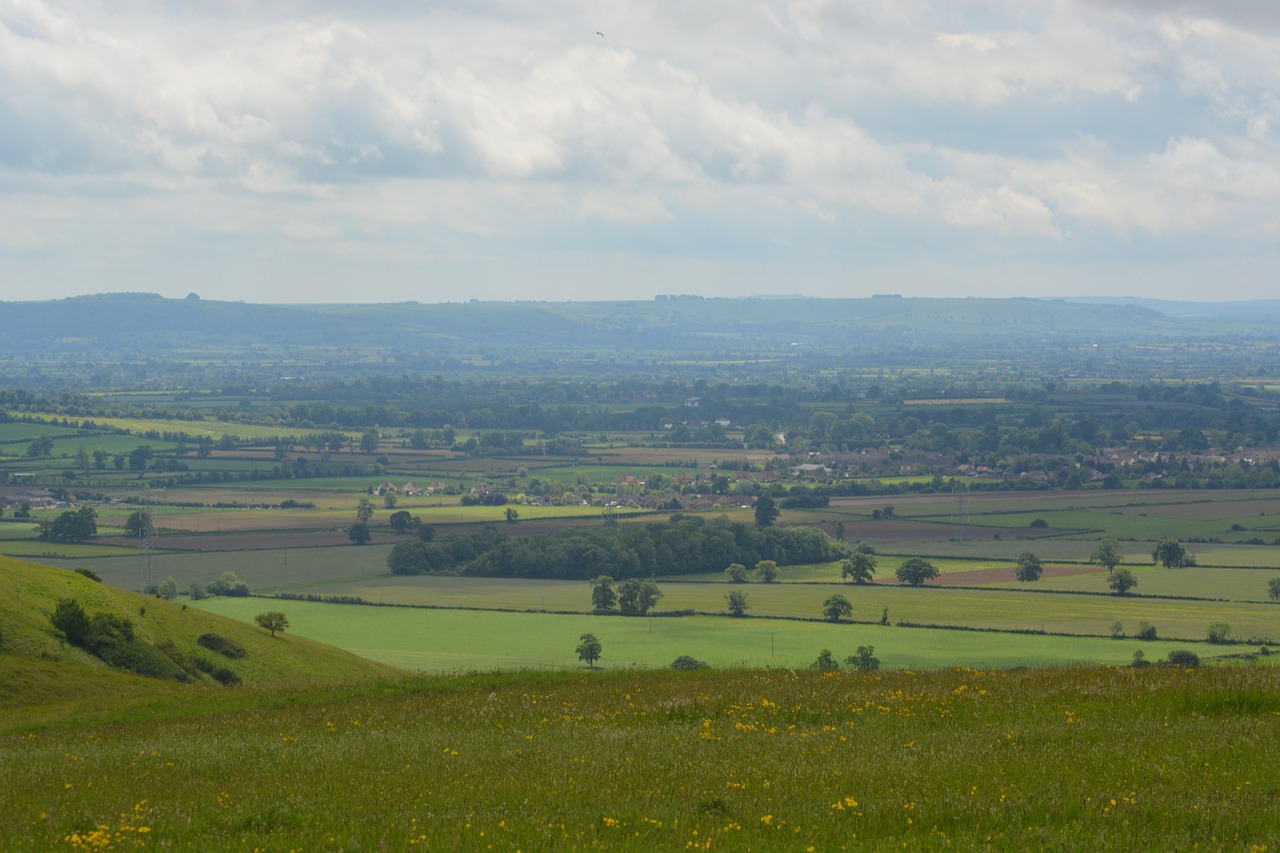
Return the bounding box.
[0,556,397,723]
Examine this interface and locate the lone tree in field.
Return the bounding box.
[823,594,853,622]
[355,498,375,524]
[1152,539,1194,568]
[755,560,780,583]
[576,632,602,668]
[389,510,416,533]
[845,645,880,671]
[724,563,748,583]
[1269,577,1280,601]
[725,590,749,617]
[1014,552,1043,582]
[841,553,877,584]
[255,611,289,638]
[590,575,617,611]
[1089,538,1124,574]
[348,522,372,545]
[124,510,154,539]
[1108,568,1138,595]
[754,494,779,527]
[895,557,939,586]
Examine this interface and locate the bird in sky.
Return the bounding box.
[595,31,604,37]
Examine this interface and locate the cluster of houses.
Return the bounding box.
[370,480,447,496]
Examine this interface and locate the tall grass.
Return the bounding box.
[2,665,1278,850]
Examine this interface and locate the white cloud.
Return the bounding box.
[1,0,1278,302]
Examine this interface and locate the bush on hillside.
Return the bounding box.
[197,633,247,659]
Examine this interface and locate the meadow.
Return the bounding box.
[3,662,1278,851]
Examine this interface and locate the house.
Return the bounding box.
[401,481,423,495]
[684,397,702,407]
[373,481,398,495]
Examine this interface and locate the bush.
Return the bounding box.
[1136,621,1158,641]
[51,598,91,646]
[197,633,247,659]
[812,649,839,671]
[671,655,709,671]
[1029,518,1049,528]
[1166,649,1200,667]
[1207,621,1231,644]
[845,645,880,671]
[1131,650,1150,668]
[74,567,102,583]
[210,666,242,685]
[206,572,250,597]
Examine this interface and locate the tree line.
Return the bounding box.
[387,514,850,580]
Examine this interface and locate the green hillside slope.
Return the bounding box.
[0,557,397,718]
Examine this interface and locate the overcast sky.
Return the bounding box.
[2,0,1279,304]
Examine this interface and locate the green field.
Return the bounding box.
[191,596,1236,672]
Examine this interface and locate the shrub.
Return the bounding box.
[1131,650,1150,668]
[51,598,91,646]
[671,655,709,671]
[74,567,102,583]
[812,649,839,671]
[1166,649,1200,667]
[1029,518,1048,528]
[210,666,242,686]
[1207,622,1231,644]
[1110,620,1125,639]
[207,571,250,597]
[197,633,247,659]
[1136,621,1157,641]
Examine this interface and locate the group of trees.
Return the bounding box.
[589,576,663,614]
[37,506,97,543]
[386,514,848,580]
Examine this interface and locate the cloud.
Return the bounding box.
[1,0,1278,302]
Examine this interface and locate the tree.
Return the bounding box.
[504,507,519,523]
[755,560,779,583]
[845,645,880,671]
[156,577,179,600]
[1152,539,1193,568]
[724,563,748,583]
[823,594,853,622]
[124,510,154,539]
[576,632,602,668]
[590,575,617,611]
[726,590,749,617]
[1269,577,1280,601]
[895,557,939,586]
[754,494,779,527]
[1207,621,1231,644]
[1089,538,1124,574]
[348,522,372,545]
[840,553,876,584]
[1014,552,1043,582]
[618,579,663,614]
[383,493,397,509]
[389,510,416,533]
[355,498,375,524]
[360,430,379,453]
[26,435,55,458]
[1108,568,1137,595]
[255,611,289,638]
[207,572,250,597]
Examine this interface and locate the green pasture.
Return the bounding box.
[0,541,143,559]
[0,422,82,442]
[191,597,1219,672]
[947,508,1273,542]
[1022,565,1280,602]
[240,569,1280,644]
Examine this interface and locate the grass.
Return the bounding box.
[190,595,1240,672]
[2,664,1279,850]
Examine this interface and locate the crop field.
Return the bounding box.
[191,596,1221,672]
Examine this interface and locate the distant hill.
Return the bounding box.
[0,557,396,713]
[0,292,1203,354]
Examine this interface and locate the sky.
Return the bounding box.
[2,0,1279,304]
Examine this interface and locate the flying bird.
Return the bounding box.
[595,31,604,37]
